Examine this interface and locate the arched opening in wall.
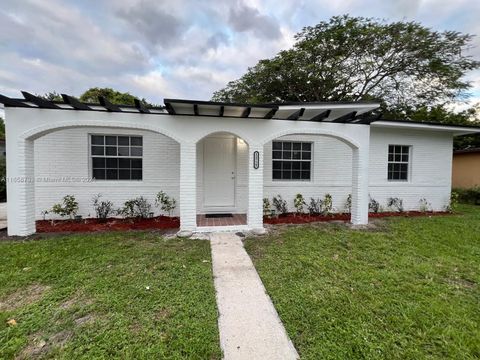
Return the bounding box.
[264,133,356,219]
[30,125,181,225]
[196,132,248,227]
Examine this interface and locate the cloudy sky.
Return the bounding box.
[1,0,480,109]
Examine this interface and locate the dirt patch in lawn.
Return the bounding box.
[58,293,94,311]
[447,277,476,289]
[36,215,179,233]
[16,330,72,360]
[74,313,96,326]
[0,284,51,312]
[263,211,450,225]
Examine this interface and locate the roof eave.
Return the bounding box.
[370,120,480,136]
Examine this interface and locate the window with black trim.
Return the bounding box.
[387,145,410,181]
[91,135,143,180]
[272,141,312,180]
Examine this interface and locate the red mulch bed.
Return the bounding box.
[35,211,451,233]
[264,211,450,225]
[36,216,180,233]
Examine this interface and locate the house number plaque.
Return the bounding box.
[253,151,260,169]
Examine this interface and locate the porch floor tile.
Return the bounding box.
[196,214,247,227]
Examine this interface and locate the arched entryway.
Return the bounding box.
[261,128,369,225]
[9,121,183,236]
[195,132,249,228]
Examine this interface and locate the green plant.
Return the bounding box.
[419,198,432,212]
[345,194,352,213]
[51,195,79,219]
[447,191,460,212]
[41,210,49,220]
[369,197,380,213]
[323,193,333,215]
[118,197,152,219]
[308,198,323,215]
[92,194,115,220]
[272,195,288,215]
[155,191,177,216]
[387,197,404,212]
[263,198,272,217]
[294,194,306,214]
[452,187,480,205]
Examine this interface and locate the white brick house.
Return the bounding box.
[2,92,479,236]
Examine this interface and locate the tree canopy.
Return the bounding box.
[79,87,153,106]
[41,88,154,106]
[212,15,480,113]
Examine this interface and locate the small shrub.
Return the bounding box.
[323,193,333,215]
[272,195,288,215]
[51,195,79,219]
[369,197,380,213]
[387,197,404,212]
[452,187,480,205]
[308,198,323,215]
[92,194,115,219]
[419,198,432,212]
[41,210,49,221]
[118,197,152,219]
[263,198,272,217]
[345,194,352,213]
[155,191,176,216]
[294,193,306,214]
[447,191,460,212]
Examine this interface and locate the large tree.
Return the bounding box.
[212,15,480,113]
[41,88,154,106]
[79,87,153,106]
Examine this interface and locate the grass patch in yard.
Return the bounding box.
[245,205,480,359]
[0,232,220,359]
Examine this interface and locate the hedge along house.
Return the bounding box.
[2,92,480,236]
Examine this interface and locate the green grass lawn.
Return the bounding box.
[245,205,480,360]
[0,232,220,359]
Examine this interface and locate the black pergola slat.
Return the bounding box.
[61,94,92,110]
[0,94,32,108]
[164,102,176,115]
[331,111,357,123]
[355,112,382,124]
[98,96,122,112]
[264,108,277,119]
[308,109,331,122]
[241,107,251,118]
[21,91,60,109]
[287,108,305,120]
[134,99,150,113]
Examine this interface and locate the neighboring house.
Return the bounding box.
[452,148,480,188]
[1,92,480,236]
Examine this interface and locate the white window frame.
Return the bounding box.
[387,144,411,182]
[89,134,143,181]
[272,140,313,181]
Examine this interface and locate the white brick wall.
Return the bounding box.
[263,135,353,212]
[6,105,460,235]
[34,127,180,219]
[33,127,452,222]
[368,127,453,211]
[262,129,452,213]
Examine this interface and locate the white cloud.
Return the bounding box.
[0,0,479,109]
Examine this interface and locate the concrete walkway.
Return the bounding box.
[210,232,298,360]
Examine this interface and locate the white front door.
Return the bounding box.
[203,136,236,209]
